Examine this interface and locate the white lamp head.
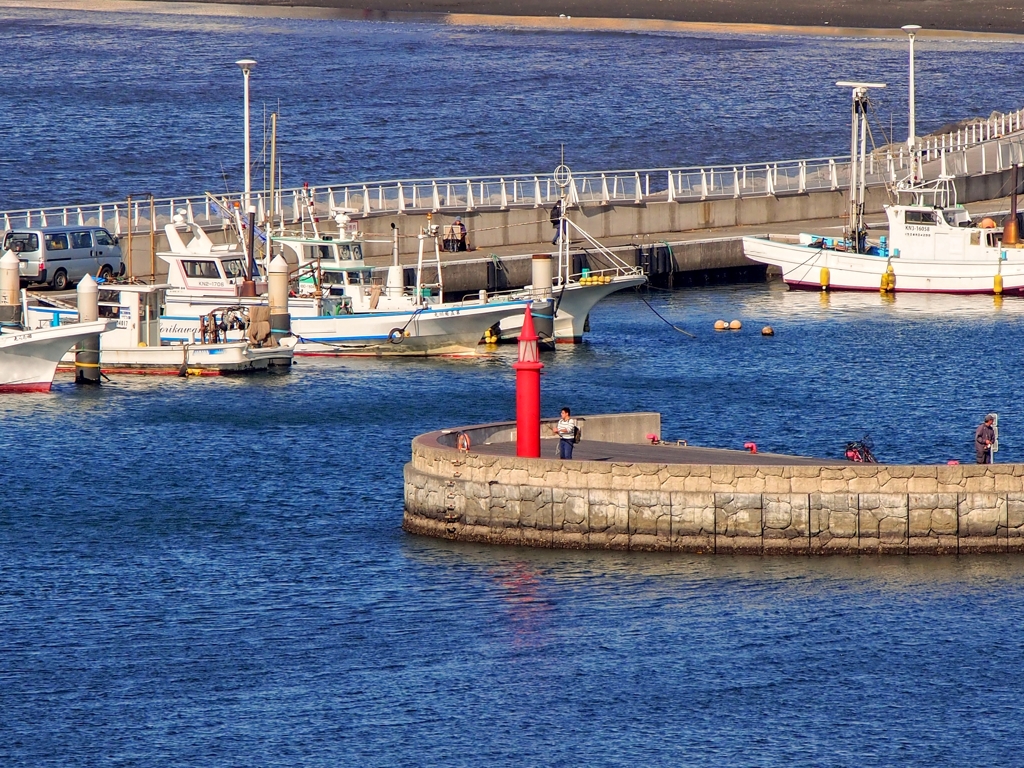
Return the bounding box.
[235,58,257,75]
[901,24,922,34]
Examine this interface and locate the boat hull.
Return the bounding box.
[57,338,295,374]
[162,299,529,356]
[742,236,1024,294]
[498,275,647,342]
[0,321,114,391]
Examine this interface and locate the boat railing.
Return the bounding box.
[4,106,1023,232]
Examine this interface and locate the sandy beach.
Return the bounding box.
[4,0,1024,37]
[203,0,1024,35]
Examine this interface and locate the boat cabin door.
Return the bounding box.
[140,290,161,346]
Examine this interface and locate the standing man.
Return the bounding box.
[975,413,997,464]
[552,407,578,460]
[550,199,566,245]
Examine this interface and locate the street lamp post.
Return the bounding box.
[236,58,257,208]
[901,25,921,180]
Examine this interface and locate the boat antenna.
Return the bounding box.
[837,81,885,253]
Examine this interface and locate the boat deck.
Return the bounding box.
[475,439,848,466]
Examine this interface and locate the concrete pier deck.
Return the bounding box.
[404,413,1024,555]
[475,438,842,467]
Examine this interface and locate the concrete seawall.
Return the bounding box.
[404,414,1024,555]
[120,167,1016,289]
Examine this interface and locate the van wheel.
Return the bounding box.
[52,269,69,291]
[98,265,113,281]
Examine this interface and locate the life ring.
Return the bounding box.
[388,328,405,344]
[457,432,471,453]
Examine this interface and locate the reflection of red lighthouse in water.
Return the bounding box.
[495,562,550,649]
[512,303,543,458]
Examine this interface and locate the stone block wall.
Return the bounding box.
[404,419,1024,555]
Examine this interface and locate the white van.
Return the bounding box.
[2,225,125,290]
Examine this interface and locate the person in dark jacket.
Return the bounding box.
[975,414,996,464]
[550,199,566,245]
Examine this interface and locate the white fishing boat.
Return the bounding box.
[495,208,647,343]
[0,320,114,392]
[743,81,1024,294]
[158,217,531,356]
[742,178,1024,294]
[26,284,294,374]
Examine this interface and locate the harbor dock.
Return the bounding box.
[404,413,1024,555]
[6,109,1024,294]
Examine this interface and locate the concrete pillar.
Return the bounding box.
[268,254,290,342]
[0,250,21,326]
[75,274,101,385]
[531,254,553,299]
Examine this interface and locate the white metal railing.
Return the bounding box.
[3,107,1023,234]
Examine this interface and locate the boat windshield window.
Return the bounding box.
[3,232,39,252]
[183,260,221,278]
[338,244,363,261]
[346,271,366,285]
[222,259,246,279]
[905,210,936,225]
[322,270,346,284]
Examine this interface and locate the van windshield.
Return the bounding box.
[3,232,40,252]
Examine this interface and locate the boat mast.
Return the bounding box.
[552,152,572,283]
[837,81,885,253]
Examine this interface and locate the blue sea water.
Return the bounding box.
[2,6,1024,209]
[3,7,1024,766]
[4,286,1024,766]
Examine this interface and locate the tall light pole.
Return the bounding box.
[236,58,257,208]
[902,25,921,180]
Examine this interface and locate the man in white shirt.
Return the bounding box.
[552,407,578,459]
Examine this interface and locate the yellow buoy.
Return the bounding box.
[714,320,728,330]
[762,326,774,336]
[994,273,1004,295]
[886,266,896,292]
[819,266,830,290]
[729,320,742,330]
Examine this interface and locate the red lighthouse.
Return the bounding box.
[512,303,544,458]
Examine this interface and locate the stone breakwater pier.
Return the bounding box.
[404,413,1024,555]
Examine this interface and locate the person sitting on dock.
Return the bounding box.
[975,414,996,464]
[552,407,578,460]
[444,217,467,252]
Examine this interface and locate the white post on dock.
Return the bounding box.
[0,250,21,326]
[75,274,101,385]
[268,253,291,344]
